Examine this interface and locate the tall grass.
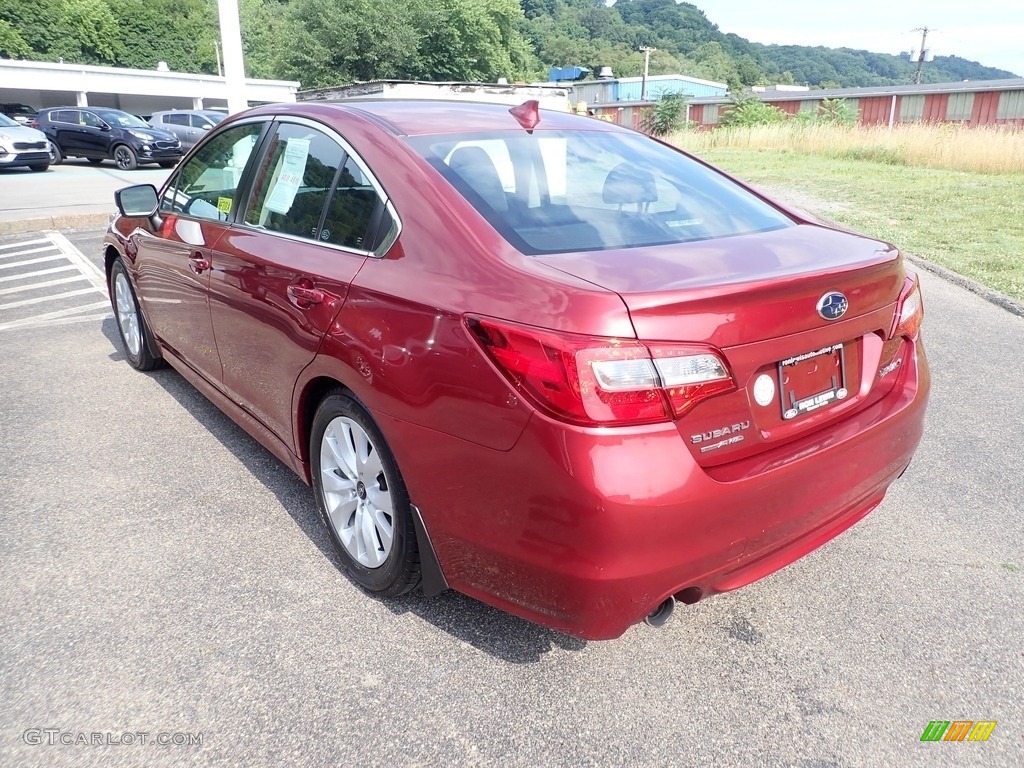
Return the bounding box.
[670,122,1024,175]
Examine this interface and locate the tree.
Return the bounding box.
[0,19,31,59]
[107,0,218,73]
[49,0,124,65]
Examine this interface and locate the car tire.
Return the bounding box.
[109,258,161,371]
[113,144,138,171]
[311,391,421,597]
[88,158,104,165]
[29,163,49,172]
[158,160,177,169]
[48,142,62,165]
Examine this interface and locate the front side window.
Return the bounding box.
[244,122,348,243]
[193,114,223,129]
[81,112,103,128]
[410,130,793,255]
[160,122,264,221]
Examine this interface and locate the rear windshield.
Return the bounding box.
[408,130,793,255]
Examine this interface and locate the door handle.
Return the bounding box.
[188,252,211,274]
[287,283,325,306]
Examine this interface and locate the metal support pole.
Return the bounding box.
[217,0,248,114]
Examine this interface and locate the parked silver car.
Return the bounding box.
[148,110,225,151]
[0,113,50,172]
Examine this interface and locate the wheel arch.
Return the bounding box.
[295,371,449,596]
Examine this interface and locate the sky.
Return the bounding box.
[687,0,1024,77]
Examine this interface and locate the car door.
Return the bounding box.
[161,113,191,147]
[207,119,380,444]
[132,120,267,383]
[79,110,110,158]
[51,110,84,154]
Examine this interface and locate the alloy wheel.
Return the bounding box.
[319,417,395,568]
[114,146,134,170]
[114,272,141,357]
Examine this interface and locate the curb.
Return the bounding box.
[0,212,112,236]
[907,255,1024,319]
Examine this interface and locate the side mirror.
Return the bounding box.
[99,122,112,132]
[202,124,212,131]
[115,184,161,225]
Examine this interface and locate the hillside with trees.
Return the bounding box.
[1,0,1017,90]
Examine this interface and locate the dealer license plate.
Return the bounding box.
[778,342,848,420]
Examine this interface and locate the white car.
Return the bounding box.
[0,113,50,172]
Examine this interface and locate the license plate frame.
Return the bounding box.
[777,342,849,421]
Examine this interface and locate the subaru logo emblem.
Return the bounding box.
[816,291,848,321]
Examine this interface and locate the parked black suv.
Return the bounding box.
[33,107,182,170]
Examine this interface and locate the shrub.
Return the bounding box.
[642,92,689,137]
[720,96,788,127]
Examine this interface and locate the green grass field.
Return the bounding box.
[676,147,1024,302]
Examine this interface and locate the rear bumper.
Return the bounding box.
[384,342,930,640]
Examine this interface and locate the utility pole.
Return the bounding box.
[640,46,656,101]
[912,27,933,85]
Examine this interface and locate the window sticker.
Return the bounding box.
[265,138,310,214]
[216,196,233,215]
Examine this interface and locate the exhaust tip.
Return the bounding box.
[644,596,676,628]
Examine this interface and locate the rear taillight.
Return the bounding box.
[466,317,735,427]
[891,275,924,340]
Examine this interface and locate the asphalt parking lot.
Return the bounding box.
[0,178,1022,765]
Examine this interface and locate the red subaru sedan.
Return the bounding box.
[104,100,928,639]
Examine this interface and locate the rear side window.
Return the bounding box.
[243,123,347,242]
[54,110,78,124]
[167,114,189,126]
[321,157,380,249]
[160,122,263,221]
[410,130,793,255]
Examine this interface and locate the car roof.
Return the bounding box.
[152,109,223,115]
[266,99,626,138]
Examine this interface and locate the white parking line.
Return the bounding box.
[0,265,77,284]
[0,232,111,331]
[49,231,107,292]
[0,254,66,271]
[0,238,49,251]
[0,245,59,260]
[0,301,111,332]
[0,274,88,296]
[0,287,99,310]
